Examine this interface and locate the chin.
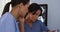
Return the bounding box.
[32,20,36,22]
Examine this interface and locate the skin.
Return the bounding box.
[10,2,29,32]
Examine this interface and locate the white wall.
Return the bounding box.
[30,0,60,30]
[0,0,11,17]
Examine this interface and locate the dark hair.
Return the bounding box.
[28,3,42,16]
[2,0,30,15]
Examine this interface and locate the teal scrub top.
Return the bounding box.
[24,20,48,32]
[0,12,20,32]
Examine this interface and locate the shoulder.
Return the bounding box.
[36,20,46,26]
[0,12,9,20]
[0,12,15,22]
[0,12,16,26]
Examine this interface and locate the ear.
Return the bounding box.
[19,3,24,7]
[17,3,23,8]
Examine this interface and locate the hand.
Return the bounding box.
[18,17,25,32]
[18,17,24,23]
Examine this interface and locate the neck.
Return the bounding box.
[10,8,19,20]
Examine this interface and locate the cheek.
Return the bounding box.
[30,15,33,20]
[25,5,28,11]
[25,7,28,11]
[23,6,28,13]
[24,7,28,14]
[30,15,36,21]
[21,7,27,15]
[33,16,38,21]
[33,16,37,20]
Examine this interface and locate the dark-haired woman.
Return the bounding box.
[22,3,48,32]
[0,0,30,32]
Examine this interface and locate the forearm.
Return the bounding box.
[19,22,24,32]
[18,17,25,32]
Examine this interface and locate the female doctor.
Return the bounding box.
[0,0,30,32]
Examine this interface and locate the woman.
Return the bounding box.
[0,0,30,32]
[23,3,48,32]
[24,3,53,32]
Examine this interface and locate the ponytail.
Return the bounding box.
[2,2,11,16]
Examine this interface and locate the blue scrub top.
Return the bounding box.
[24,20,48,32]
[0,12,20,32]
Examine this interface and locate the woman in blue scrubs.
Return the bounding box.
[24,3,48,32]
[0,0,30,32]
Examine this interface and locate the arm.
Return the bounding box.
[18,17,24,32]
